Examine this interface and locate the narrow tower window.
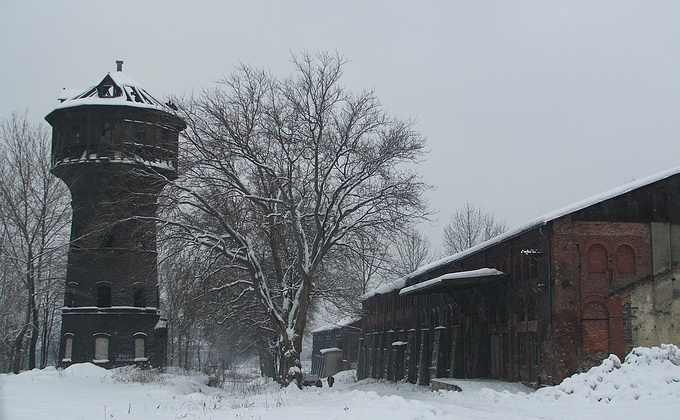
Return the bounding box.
[135,337,145,359]
[65,282,78,307]
[133,287,147,307]
[63,334,74,362]
[97,285,112,307]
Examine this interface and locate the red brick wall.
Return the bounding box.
[550,217,651,377]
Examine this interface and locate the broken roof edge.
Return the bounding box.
[363,165,680,301]
[51,69,172,113]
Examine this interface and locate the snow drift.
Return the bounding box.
[534,344,680,402]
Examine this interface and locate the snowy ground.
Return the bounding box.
[1,345,679,420]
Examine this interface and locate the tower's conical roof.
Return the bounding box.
[53,62,175,112]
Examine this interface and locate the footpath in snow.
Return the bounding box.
[1,344,679,419]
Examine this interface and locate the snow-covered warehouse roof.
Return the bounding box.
[311,317,361,333]
[399,268,506,296]
[363,166,680,300]
[53,62,171,111]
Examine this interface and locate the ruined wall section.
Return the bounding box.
[629,223,680,347]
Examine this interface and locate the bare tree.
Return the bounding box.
[386,227,434,278]
[442,202,507,255]
[0,112,70,372]
[159,235,268,372]
[310,232,390,322]
[167,52,429,385]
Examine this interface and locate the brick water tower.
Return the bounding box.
[46,61,185,367]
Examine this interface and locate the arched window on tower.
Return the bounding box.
[133,287,147,307]
[96,284,112,307]
[65,282,78,307]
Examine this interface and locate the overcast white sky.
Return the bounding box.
[3,1,680,251]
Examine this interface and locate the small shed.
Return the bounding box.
[311,318,362,377]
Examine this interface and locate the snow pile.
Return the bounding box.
[535,344,680,402]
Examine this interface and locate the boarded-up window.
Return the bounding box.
[588,244,608,273]
[63,336,73,361]
[134,338,145,359]
[94,337,109,361]
[617,245,636,274]
[582,302,609,353]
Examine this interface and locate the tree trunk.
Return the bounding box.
[277,333,302,387]
[12,323,29,374]
[29,293,39,370]
[25,250,38,370]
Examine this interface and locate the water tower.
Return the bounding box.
[45,61,185,367]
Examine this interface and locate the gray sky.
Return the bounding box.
[3,1,680,251]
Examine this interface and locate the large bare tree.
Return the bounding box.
[166,52,429,385]
[0,113,70,372]
[442,202,507,255]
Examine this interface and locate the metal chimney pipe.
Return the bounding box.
[116,60,124,72]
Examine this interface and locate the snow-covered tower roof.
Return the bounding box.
[54,60,175,111]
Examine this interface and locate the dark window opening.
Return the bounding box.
[97,285,112,307]
[65,283,78,307]
[72,124,81,142]
[133,288,147,307]
[101,122,112,142]
[97,84,115,98]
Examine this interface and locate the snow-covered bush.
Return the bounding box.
[112,365,166,385]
